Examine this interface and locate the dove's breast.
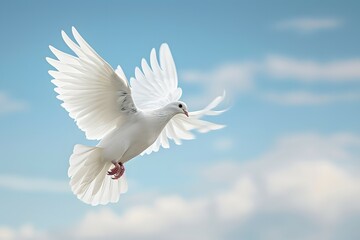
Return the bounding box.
[98,112,169,163]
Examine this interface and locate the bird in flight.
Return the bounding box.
[47,27,225,205]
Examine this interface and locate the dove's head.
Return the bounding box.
[169,101,189,117]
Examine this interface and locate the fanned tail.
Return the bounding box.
[68,144,128,206]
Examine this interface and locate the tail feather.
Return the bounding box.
[68,144,128,206]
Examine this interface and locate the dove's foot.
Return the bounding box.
[107,161,125,180]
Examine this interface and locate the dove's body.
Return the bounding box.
[47,27,225,206]
[98,109,175,164]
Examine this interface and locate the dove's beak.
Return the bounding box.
[183,109,189,117]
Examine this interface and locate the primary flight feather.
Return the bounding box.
[47,27,225,205]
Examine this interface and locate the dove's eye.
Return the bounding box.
[178,104,182,108]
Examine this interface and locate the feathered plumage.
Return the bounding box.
[47,27,225,205]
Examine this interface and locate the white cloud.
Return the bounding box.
[3,133,360,240]
[181,62,256,107]
[0,227,14,240]
[263,91,360,105]
[263,55,360,103]
[0,175,69,193]
[266,55,360,81]
[254,133,360,222]
[213,137,234,151]
[265,160,360,221]
[274,17,342,33]
[0,225,46,240]
[0,92,28,114]
[74,196,216,240]
[181,55,360,106]
[201,160,242,184]
[258,133,359,163]
[66,133,360,240]
[215,176,256,220]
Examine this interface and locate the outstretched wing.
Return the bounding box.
[141,93,226,155]
[130,43,182,110]
[130,44,226,155]
[47,27,137,140]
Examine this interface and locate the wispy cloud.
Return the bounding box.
[212,137,234,151]
[181,63,256,106]
[181,54,360,106]
[274,17,342,33]
[2,133,360,240]
[266,55,360,81]
[0,225,46,240]
[67,133,360,240]
[0,175,69,193]
[263,91,360,105]
[0,91,28,114]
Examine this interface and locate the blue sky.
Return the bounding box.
[0,0,360,239]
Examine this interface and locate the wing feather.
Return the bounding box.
[47,27,136,140]
[117,42,226,155]
[131,43,181,111]
[140,94,226,156]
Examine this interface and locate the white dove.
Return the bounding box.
[47,27,225,206]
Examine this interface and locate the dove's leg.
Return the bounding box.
[107,161,125,180]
